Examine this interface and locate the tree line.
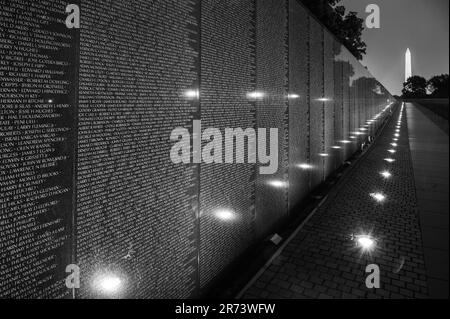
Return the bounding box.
[402,74,449,99]
[300,0,367,60]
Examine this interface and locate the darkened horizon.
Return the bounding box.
[342,0,449,95]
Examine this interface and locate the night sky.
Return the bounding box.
[341,0,449,95]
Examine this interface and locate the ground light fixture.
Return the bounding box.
[380,171,392,179]
[370,192,387,203]
[355,235,377,252]
[384,158,396,163]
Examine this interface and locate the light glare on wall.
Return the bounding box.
[268,180,289,189]
[215,209,237,222]
[247,91,265,99]
[91,271,126,298]
[298,164,314,170]
[184,89,199,99]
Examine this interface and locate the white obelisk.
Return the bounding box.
[405,48,412,82]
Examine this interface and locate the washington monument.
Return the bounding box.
[405,48,412,82]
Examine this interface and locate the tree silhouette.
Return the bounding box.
[300,0,367,60]
[402,76,428,98]
[427,74,449,98]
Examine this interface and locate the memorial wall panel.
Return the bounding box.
[77,0,199,298]
[351,63,360,146]
[364,74,370,125]
[199,0,257,288]
[288,0,310,209]
[333,40,344,167]
[254,0,289,236]
[309,18,325,188]
[350,60,359,153]
[340,48,352,159]
[0,0,77,299]
[324,31,335,177]
[357,65,365,141]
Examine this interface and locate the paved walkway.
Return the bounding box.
[406,102,449,299]
[240,103,435,299]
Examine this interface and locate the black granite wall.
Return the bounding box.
[0,0,393,298]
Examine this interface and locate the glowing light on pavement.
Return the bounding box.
[356,235,377,251]
[370,192,387,203]
[380,171,392,179]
